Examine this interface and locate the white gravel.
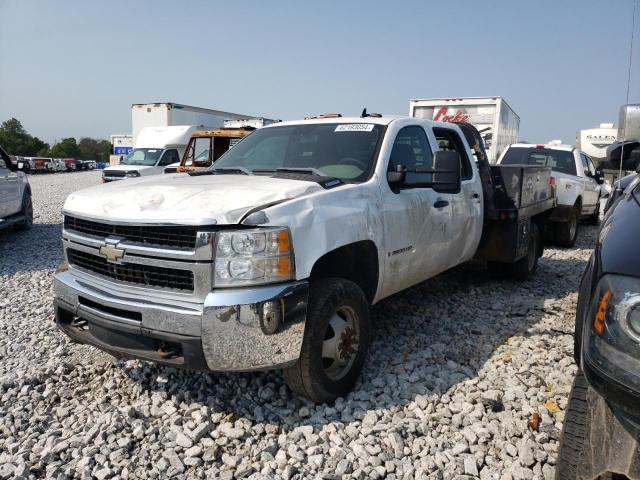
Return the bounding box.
[0,171,597,479]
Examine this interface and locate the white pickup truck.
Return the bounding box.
[498,143,603,247]
[54,115,554,402]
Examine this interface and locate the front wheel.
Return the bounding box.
[283,278,370,403]
[14,192,33,230]
[555,371,591,480]
[585,199,601,225]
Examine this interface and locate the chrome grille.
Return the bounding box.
[64,216,200,249]
[67,248,194,291]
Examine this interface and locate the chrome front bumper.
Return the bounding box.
[54,270,309,371]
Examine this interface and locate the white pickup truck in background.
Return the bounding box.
[498,142,603,247]
[54,115,554,402]
[102,126,195,182]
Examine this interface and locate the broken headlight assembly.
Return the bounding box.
[585,274,640,393]
[213,227,294,287]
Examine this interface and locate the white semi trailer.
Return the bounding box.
[409,97,520,163]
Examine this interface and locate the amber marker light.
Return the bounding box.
[594,289,613,335]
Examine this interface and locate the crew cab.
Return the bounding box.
[498,143,603,247]
[53,115,554,403]
[556,170,640,479]
[0,146,33,231]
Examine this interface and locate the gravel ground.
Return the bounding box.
[0,171,597,480]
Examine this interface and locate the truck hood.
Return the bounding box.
[64,173,325,225]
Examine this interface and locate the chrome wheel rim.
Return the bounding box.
[322,306,359,381]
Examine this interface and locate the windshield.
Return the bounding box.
[122,148,163,166]
[212,123,384,182]
[501,147,577,176]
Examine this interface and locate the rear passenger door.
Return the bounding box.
[433,126,484,265]
[580,153,599,213]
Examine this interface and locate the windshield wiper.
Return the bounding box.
[275,167,326,176]
[212,166,253,175]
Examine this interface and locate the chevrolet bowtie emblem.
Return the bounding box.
[99,242,125,263]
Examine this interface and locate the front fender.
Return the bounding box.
[256,181,385,286]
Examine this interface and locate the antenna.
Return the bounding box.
[361,108,368,118]
[618,0,637,183]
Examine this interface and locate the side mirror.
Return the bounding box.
[387,164,407,186]
[432,151,461,193]
[595,169,605,184]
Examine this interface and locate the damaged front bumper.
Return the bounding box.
[53,269,309,371]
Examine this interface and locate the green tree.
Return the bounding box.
[78,137,112,161]
[0,118,49,156]
[49,137,81,158]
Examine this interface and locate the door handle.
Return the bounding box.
[470,192,480,199]
[433,199,449,208]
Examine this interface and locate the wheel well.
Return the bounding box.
[310,241,379,303]
[574,196,582,211]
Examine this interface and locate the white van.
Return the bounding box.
[102,126,196,182]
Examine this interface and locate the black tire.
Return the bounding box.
[14,192,33,231]
[555,206,580,248]
[585,200,600,226]
[508,222,540,280]
[555,370,591,480]
[283,278,370,403]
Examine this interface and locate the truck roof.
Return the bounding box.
[509,142,575,152]
[266,115,405,128]
[191,128,254,138]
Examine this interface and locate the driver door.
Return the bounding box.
[379,125,452,297]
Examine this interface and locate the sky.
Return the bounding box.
[0,0,638,146]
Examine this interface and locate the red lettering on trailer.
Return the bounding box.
[433,107,469,123]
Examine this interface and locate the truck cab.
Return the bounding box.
[164,128,254,174]
[102,126,194,182]
[54,115,553,403]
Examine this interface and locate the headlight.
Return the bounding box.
[214,227,293,287]
[126,171,140,178]
[585,274,640,392]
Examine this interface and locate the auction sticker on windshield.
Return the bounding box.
[335,124,375,132]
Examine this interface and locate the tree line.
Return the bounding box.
[0,118,112,161]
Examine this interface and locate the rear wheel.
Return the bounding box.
[508,222,540,280]
[14,192,33,230]
[283,278,370,403]
[556,206,580,247]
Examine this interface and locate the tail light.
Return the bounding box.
[549,177,556,186]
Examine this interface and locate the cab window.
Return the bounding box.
[184,138,211,167]
[388,126,434,186]
[433,127,473,180]
[159,149,180,166]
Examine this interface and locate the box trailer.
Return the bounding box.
[409,97,520,163]
[131,103,273,143]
